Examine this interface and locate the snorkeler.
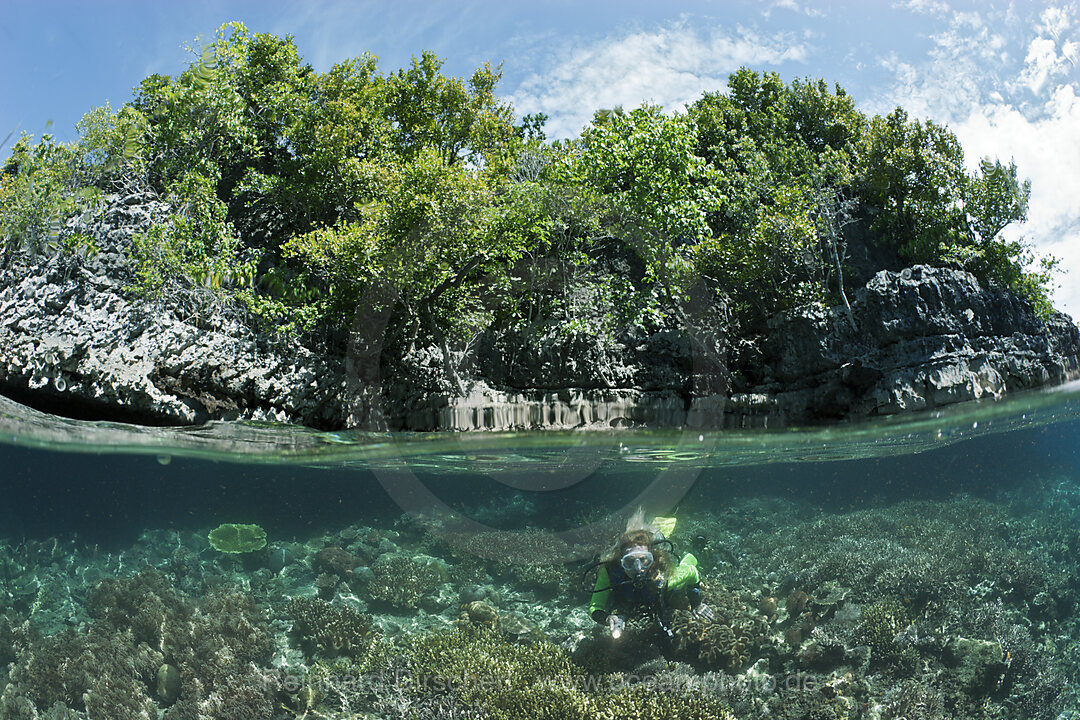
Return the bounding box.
[588,510,712,641]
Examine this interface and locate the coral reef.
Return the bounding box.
[441,528,573,566]
[880,680,945,719]
[401,626,736,720]
[967,599,1068,719]
[944,637,1006,695]
[0,622,161,719]
[365,554,444,610]
[312,546,361,577]
[509,562,569,597]
[672,587,769,672]
[0,568,276,720]
[856,598,918,672]
[3,467,1080,720]
[0,616,15,669]
[458,600,499,628]
[290,596,378,657]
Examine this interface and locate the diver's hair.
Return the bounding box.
[602,507,661,561]
[601,508,675,580]
[624,507,653,535]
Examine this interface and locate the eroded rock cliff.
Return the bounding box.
[1,194,1077,430]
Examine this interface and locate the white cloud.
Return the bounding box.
[509,22,809,139]
[955,85,1080,303]
[871,14,1013,120]
[1038,5,1074,36]
[872,4,1080,317]
[763,0,824,19]
[1017,35,1076,93]
[1006,5,1080,95]
[896,0,951,17]
[767,0,800,15]
[953,10,985,29]
[957,103,1079,316]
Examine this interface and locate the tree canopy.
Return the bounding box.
[0,23,1057,382]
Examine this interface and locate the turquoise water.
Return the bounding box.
[1,384,1079,719]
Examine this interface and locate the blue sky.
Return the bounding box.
[3,0,1078,316]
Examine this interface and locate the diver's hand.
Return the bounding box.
[693,603,714,621]
[608,613,626,639]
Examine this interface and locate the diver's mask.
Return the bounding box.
[620,545,654,579]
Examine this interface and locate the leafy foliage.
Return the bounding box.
[0,134,101,265]
[0,26,1060,385]
[574,105,719,283]
[129,167,255,297]
[857,107,968,263]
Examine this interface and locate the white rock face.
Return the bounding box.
[0,193,355,428]
[1,194,1077,431]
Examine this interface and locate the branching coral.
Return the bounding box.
[1,622,161,720]
[290,595,378,657]
[509,562,568,596]
[442,528,571,566]
[856,598,918,672]
[366,554,444,610]
[397,625,736,720]
[88,566,193,655]
[192,584,274,663]
[604,684,737,720]
[2,568,276,720]
[880,680,945,720]
[0,615,15,668]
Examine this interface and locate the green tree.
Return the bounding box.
[3,27,1061,381]
[783,77,865,157]
[940,157,1055,311]
[130,167,254,297]
[281,148,511,387]
[965,157,1030,244]
[74,103,149,190]
[0,134,96,266]
[689,184,823,326]
[857,108,967,263]
[386,51,518,170]
[574,105,719,285]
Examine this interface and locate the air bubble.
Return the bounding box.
[54,376,66,392]
[157,455,172,466]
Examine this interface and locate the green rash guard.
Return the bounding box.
[589,553,700,622]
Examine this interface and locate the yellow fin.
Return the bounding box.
[653,516,677,537]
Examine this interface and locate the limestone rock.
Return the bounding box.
[0,193,355,429]
[1,192,1077,430]
[726,265,1080,427]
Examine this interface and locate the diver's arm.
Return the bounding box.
[666,553,713,617]
[666,553,700,591]
[589,566,614,623]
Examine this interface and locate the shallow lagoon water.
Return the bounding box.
[2,384,1078,544]
[1,384,1079,719]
